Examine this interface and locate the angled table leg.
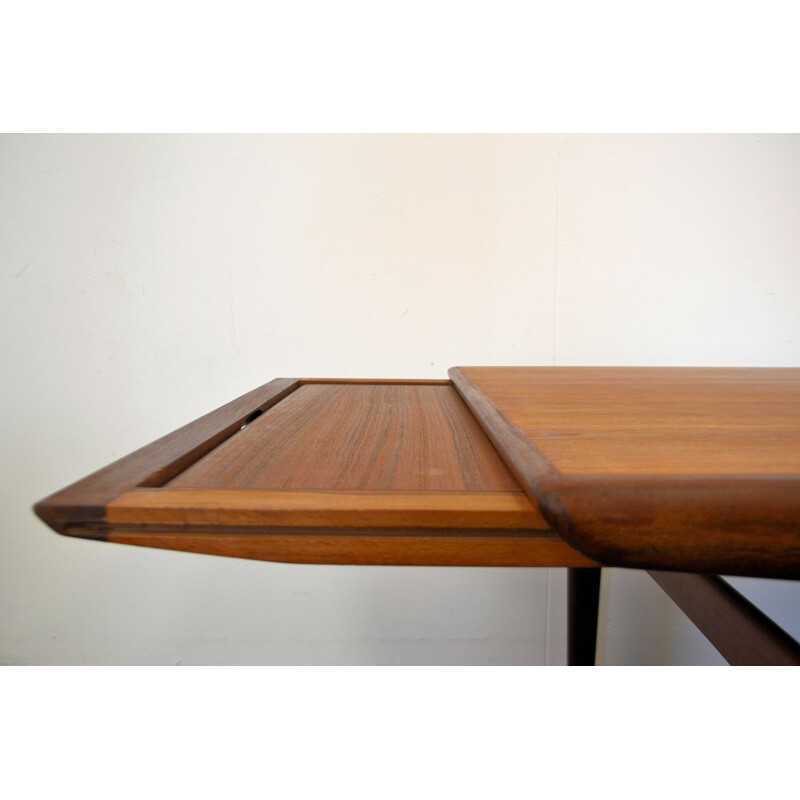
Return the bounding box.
[567,567,602,665]
[649,571,800,665]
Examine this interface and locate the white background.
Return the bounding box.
[2,133,800,666]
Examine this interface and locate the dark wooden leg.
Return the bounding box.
[648,571,800,665]
[567,567,601,666]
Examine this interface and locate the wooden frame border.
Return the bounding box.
[34,378,301,535]
[33,378,464,535]
[105,489,547,529]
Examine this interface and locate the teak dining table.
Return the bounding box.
[34,367,800,665]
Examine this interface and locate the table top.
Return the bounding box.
[450,367,800,578]
[34,368,800,577]
[34,378,594,568]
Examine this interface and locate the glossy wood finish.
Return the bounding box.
[450,366,800,578]
[649,571,800,665]
[167,384,522,492]
[34,378,597,567]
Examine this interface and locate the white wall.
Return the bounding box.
[2,133,798,665]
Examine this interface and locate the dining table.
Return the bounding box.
[35,366,800,665]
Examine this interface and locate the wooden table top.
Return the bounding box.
[34,368,800,577]
[34,378,594,568]
[450,366,800,578]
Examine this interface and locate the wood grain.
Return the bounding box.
[545,475,800,578]
[456,367,800,475]
[451,366,800,578]
[107,488,549,529]
[104,529,597,567]
[167,383,522,492]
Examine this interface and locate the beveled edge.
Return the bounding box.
[449,366,800,579]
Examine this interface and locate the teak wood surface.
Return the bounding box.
[35,367,800,577]
[449,366,800,578]
[35,379,593,567]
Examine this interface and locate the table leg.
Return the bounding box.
[648,571,800,665]
[567,567,602,666]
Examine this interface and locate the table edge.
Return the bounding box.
[449,366,800,579]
